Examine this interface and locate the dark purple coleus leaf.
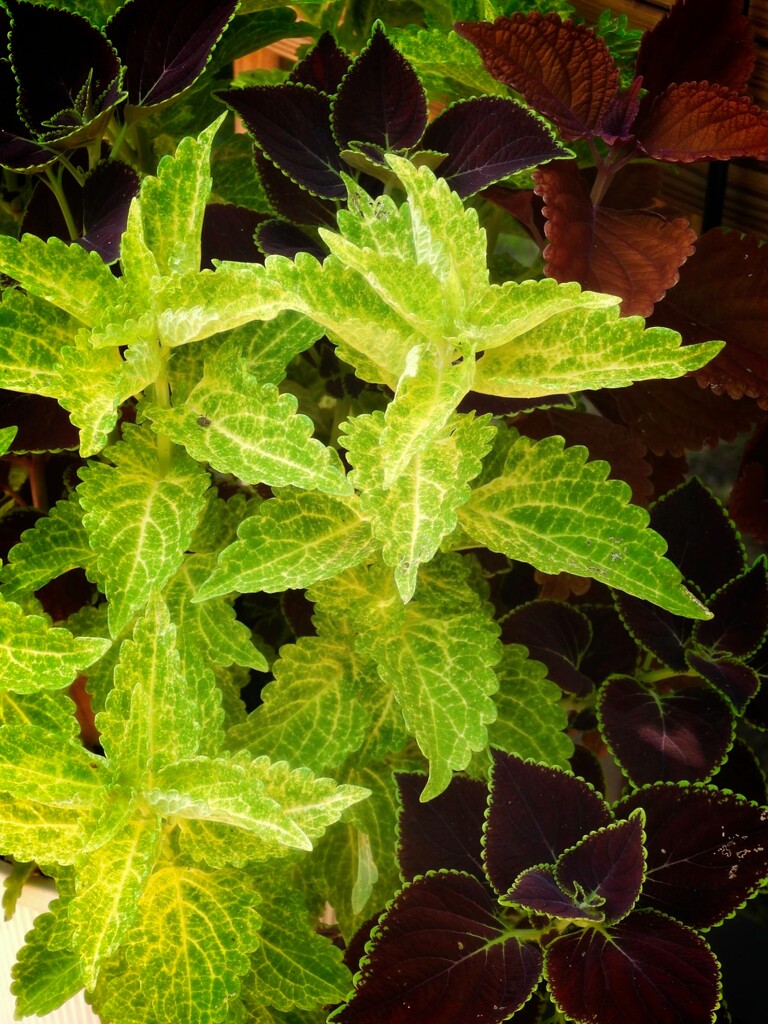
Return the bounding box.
[598,676,733,785]
[200,203,267,269]
[614,593,691,670]
[579,604,639,684]
[533,160,696,317]
[455,14,620,141]
[500,600,594,697]
[331,871,544,1024]
[635,0,755,100]
[289,32,351,94]
[730,420,768,543]
[218,84,346,200]
[545,910,720,1024]
[332,25,427,152]
[397,773,487,883]
[253,148,338,228]
[505,864,602,922]
[7,0,122,144]
[693,560,768,659]
[419,97,565,199]
[484,751,611,894]
[106,0,238,110]
[0,392,78,452]
[712,737,768,804]
[617,782,768,928]
[684,652,759,713]
[0,22,53,171]
[256,220,325,261]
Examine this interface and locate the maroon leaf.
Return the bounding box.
[332,26,427,152]
[635,0,755,99]
[256,220,325,261]
[617,783,768,927]
[420,97,565,199]
[332,872,543,1024]
[484,751,611,894]
[480,186,546,247]
[730,420,768,542]
[0,393,78,453]
[455,15,620,141]
[289,31,351,94]
[106,0,238,109]
[200,203,267,268]
[638,82,768,162]
[545,910,720,1024]
[253,148,338,227]
[712,737,768,804]
[218,85,345,199]
[500,600,594,697]
[397,773,488,884]
[684,652,760,713]
[578,604,639,684]
[614,594,690,670]
[534,160,695,316]
[693,561,768,659]
[79,160,140,262]
[505,865,601,921]
[599,78,643,143]
[0,36,53,171]
[598,676,734,785]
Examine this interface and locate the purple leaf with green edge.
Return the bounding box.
[614,592,690,670]
[106,0,238,109]
[634,0,755,100]
[79,160,140,262]
[484,751,611,895]
[616,782,768,928]
[597,676,734,786]
[253,148,338,227]
[331,871,543,1024]
[579,604,639,685]
[0,392,78,453]
[200,203,267,269]
[569,745,606,797]
[20,173,80,244]
[257,219,325,261]
[693,560,768,659]
[455,14,620,142]
[396,772,487,884]
[743,636,768,728]
[0,38,53,171]
[505,864,602,921]
[7,0,122,142]
[419,96,565,199]
[730,423,768,543]
[218,84,345,200]
[500,600,594,697]
[684,651,759,713]
[289,31,351,94]
[332,25,427,153]
[712,737,768,804]
[545,909,721,1024]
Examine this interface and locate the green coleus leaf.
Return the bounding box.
[0,723,106,806]
[124,865,260,1024]
[0,690,80,737]
[0,424,16,455]
[458,432,709,618]
[197,489,373,601]
[78,423,210,637]
[388,26,507,96]
[0,592,111,693]
[56,336,125,457]
[0,793,89,864]
[11,902,83,1019]
[210,309,323,386]
[146,352,349,495]
[247,887,351,1011]
[0,290,77,398]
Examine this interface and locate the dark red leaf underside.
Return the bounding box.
[694,561,768,658]
[614,593,691,669]
[257,220,325,261]
[617,783,768,928]
[730,420,768,542]
[333,872,543,1024]
[599,78,642,143]
[201,203,267,268]
[545,910,720,1024]
[639,82,768,162]
[534,160,695,316]
[332,27,427,152]
[289,31,351,94]
[397,773,488,883]
[253,148,338,227]
[420,97,565,199]
[219,85,345,199]
[80,160,140,262]
[455,14,619,140]
[500,600,594,697]
[684,651,760,712]
[557,815,645,924]
[506,865,601,921]
[484,752,611,894]
[598,676,733,785]
[635,0,755,99]
[107,0,238,108]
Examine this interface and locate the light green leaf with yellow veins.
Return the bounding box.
[62,604,116,716]
[458,432,710,619]
[0,794,89,864]
[3,857,35,920]
[0,290,76,398]
[0,689,80,737]
[174,817,305,870]
[0,424,15,455]
[0,724,106,805]
[473,301,723,398]
[69,815,163,988]
[0,233,119,327]
[362,554,501,800]
[146,355,349,496]
[11,902,83,1019]
[214,310,324,386]
[188,490,252,554]
[125,865,260,1024]
[247,887,350,1011]
[96,594,203,784]
[229,634,372,773]
[0,495,97,597]
[56,335,124,456]
[166,553,267,671]
[488,644,572,769]
[118,198,160,316]
[388,27,507,96]
[198,489,372,601]
[0,592,111,693]
[77,424,209,637]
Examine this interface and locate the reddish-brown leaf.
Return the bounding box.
[455,14,619,140]
[729,419,768,543]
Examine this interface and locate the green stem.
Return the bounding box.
[44,165,79,241]
[153,344,173,471]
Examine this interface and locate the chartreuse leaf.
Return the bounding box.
[69,815,163,988]
[0,690,80,737]
[78,423,209,637]
[0,592,111,693]
[247,887,350,1011]
[124,865,260,1024]
[0,290,76,398]
[11,901,82,1019]
[388,26,507,96]
[2,857,35,920]
[0,424,16,455]
[198,489,372,601]
[0,724,106,805]
[458,432,709,619]
[56,337,125,457]
[0,793,89,864]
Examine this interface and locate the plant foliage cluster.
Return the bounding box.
[0,1,767,1023]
